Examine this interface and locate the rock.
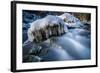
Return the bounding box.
[58,13,83,28]
[27,15,68,43]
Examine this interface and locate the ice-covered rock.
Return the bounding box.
[58,13,83,28]
[27,15,68,42]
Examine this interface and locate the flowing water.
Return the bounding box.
[22,11,91,62]
[23,26,91,62]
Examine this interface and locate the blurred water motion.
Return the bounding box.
[22,11,91,62]
[23,27,91,62]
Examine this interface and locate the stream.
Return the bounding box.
[23,26,91,62]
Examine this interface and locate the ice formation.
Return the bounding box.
[27,15,68,42]
[58,13,83,27]
[23,13,91,62]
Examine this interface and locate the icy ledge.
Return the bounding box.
[27,15,68,43]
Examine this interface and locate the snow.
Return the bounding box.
[23,13,91,62]
[26,13,84,42]
[58,13,83,27]
[27,15,68,42]
[29,15,66,31]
